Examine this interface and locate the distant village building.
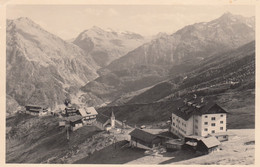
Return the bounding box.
[183,135,221,154]
[170,95,228,141]
[79,107,98,125]
[65,107,79,116]
[68,115,84,131]
[25,105,48,116]
[64,107,98,131]
[129,128,162,149]
[96,111,116,131]
[196,136,221,154]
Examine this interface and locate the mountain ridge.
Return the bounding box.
[81,13,255,107]
[6,17,99,112]
[73,26,148,67]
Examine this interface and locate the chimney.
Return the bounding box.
[193,94,197,99]
[201,97,204,103]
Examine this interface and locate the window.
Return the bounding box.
[195,119,198,123]
[211,117,216,121]
[195,132,198,135]
[204,122,208,125]
[211,123,216,126]
[220,121,223,124]
[172,122,175,126]
[204,128,208,131]
[195,125,198,129]
[205,115,208,118]
[212,130,215,133]
[220,127,223,130]
[220,114,223,117]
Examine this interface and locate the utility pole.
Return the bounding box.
[66,126,70,141]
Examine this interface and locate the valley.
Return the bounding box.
[5,11,255,165]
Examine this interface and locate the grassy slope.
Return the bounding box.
[6,114,114,163]
[98,88,255,129]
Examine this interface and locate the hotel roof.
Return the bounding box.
[172,97,227,120]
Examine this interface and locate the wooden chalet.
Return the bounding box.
[183,135,220,154]
[25,105,48,116]
[79,107,98,125]
[129,128,162,149]
[65,107,79,116]
[196,136,221,154]
[68,115,84,131]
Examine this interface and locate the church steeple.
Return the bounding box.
[111,110,115,128]
[111,110,115,118]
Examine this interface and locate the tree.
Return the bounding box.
[64,98,71,107]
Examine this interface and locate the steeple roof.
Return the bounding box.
[111,111,115,118]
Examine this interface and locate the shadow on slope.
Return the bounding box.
[159,150,200,164]
[74,140,146,164]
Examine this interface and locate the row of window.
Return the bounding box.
[204,115,224,119]
[172,125,187,134]
[172,116,187,127]
[204,127,224,131]
[204,121,224,125]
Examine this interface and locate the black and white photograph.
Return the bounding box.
[2,0,257,165]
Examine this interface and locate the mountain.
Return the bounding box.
[81,13,255,106]
[73,26,148,67]
[98,41,255,131]
[106,12,255,72]
[123,40,255,105]
[6,17,99,113]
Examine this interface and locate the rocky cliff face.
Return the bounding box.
[6,17,99,112]
[73,26,147,67]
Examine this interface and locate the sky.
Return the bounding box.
[6,5,255,40]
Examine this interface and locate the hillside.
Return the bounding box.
[73,26,148,67]
[81,13,255,107]
[97,88,254,130]
[6,17,99,112]
[125,41,255,105]
[7,113,253,164]
[6,114,116,163]
[80,65,168,106]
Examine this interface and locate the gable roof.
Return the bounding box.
[129,128,160,143]
[111,111,115,118]
[25,105,48,110]
[65,115,83,122]
[199,103,227,115]
[172,97,227,120]
[199,136,221,148]
[79,107,98,117]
